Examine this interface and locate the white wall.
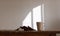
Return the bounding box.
[44,0,60,31]
[44,0,56,31]
[44,0,60,36]
[0,0,60,32]
[56,0,60,36]
[0,0,42,30]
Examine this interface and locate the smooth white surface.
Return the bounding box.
[44,0,60,36]
[0,0,42,30]
[44,0,60,31]
[0,0,60,33]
